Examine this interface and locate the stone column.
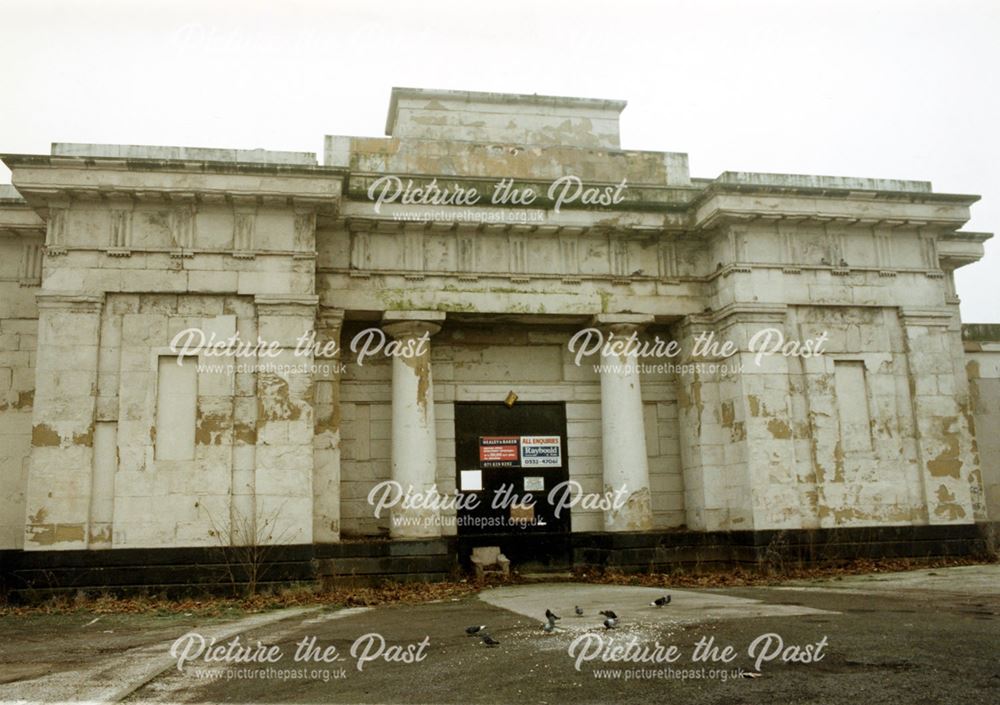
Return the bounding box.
[313,307,345,543]
[595,314,654,531]
[24,292,103,550]
[382,311,445,538]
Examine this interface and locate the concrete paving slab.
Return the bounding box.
[478,582,837,635]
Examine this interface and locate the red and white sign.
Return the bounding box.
[479,436,520,467]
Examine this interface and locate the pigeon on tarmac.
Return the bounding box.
[651,595,671,607]
[465,624,486,636]
[603,617,619,630]
[599,610,618,620]
[481,633,500,647]
[545,609,561,622]
[574,606,584,616]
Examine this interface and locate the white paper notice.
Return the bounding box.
[460,469,483,491]
[524,476,545,492]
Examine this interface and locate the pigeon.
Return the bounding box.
[603,617,619,629]
[465,624,486,636]
[651,595,671,607]
[542,620,555,632]
[574,606,584,616]
[481,633,500,647]
[599,610,618,620]
[545,609,561,622]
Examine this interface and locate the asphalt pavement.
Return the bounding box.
[0,564,997,704]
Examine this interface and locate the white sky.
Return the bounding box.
[1,0,997,321]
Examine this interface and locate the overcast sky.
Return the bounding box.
[1,0,997,321]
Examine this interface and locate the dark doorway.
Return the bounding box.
[454,402,570,536]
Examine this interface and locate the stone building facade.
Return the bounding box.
[0,88,996,581]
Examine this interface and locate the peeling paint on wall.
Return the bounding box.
[927,417,963,480]
[31,423,61,447]
[72,425,94,447]
[0,389,33,411]
[233,421,257,444]
[26,518,85,546]
[606,485,652,531]
[195,411,230,445]
[934,484,966,521]
[767,417,792,439]
[257,373,304,424]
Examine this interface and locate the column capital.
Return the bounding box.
[382,310,445,340]
[316,307,345,331]
[591,313,654,326]
[590,313,654,336]
[383,320,442,340]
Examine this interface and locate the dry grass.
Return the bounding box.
[575,555,995,589]
[2,555,994,616]
[0,577,494,617]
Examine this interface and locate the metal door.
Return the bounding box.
[454,401,570,535]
